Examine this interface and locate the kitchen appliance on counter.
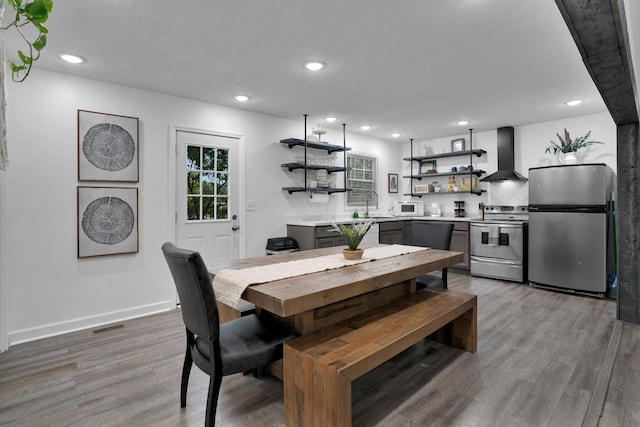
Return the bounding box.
[470,205,529,282]
[528,164,613,296]
[392,200,424,216]
[266,237,300,255]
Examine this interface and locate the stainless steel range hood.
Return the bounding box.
[480,126,527,182]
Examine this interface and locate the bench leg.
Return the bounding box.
[285,344,353,427]
[431,304,477,353]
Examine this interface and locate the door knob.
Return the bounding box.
[232,225,239,231]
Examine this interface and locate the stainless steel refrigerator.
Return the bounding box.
[528,164,614,295]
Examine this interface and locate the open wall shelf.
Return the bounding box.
[403,132,486,197]
[280,116,351,195]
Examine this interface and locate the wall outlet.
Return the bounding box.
[245,200,256,211]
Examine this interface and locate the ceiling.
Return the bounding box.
[4,0,609,142]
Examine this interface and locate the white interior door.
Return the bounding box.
[176,130,240,268]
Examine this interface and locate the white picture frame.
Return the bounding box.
[78,110,139,182]
[77,186,139,258]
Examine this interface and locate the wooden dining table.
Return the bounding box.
[208,245,466,426]
[208,245,464,335]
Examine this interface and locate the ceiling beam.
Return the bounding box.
[555,0,638,125]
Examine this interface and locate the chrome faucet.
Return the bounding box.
[365,190,378,217]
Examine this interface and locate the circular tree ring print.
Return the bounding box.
[82,196,135,245]
[83,123,135,171]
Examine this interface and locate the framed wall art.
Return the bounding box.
[78,110,139,182]
[451,138,465,152]
[419,160,437,174]
[77,186,139,258]
[388,173,398,193]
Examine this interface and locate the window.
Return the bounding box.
[186,145,229,221]
[346,153,377,206]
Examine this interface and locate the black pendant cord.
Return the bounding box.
[468,128,474,194]
[303,114,308,190]
[410,138,414,195]
[343,123,347,191]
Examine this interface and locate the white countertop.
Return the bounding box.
[286,214,476,227]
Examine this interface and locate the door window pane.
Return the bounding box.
[202,173,215,195]
[187,197,200,220]
[217,150,229,172]
[185,144,231,221]
[202,197,215,220]
[217,173,228,195]
[187,146,200,170]
[187,172,200,195]
[217,197,229,219]
[203,148,215,170]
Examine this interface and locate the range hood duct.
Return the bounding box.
[480,126,527,182]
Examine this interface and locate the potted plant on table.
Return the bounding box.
[545,129,603,164]
[330,218,375,260]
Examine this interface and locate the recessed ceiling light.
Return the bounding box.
[303,61,327,71]
[360,125,371,131]
[325,117,337,122]
[59,54,85,64]
[234,95,251,102]
[457,120,469,126]
[391,133,400,138]
[565,100,583,106]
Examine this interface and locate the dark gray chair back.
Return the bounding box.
[162,242,219,342]
[409,221,454,250]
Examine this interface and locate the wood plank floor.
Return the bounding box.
[0,272,636,427]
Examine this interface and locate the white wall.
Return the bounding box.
[403,112,616,215]
[0,67,616,349]
[0,69,403,347]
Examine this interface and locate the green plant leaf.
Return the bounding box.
[32,21,48,33]
[17,51,32,64]
[8,0,23,9]
[9,63,26,72]
[33,34,47,51]
[39,0,53,12]
[24,1,50,23]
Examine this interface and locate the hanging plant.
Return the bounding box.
[0,0,52,170]
[1,0,53,82]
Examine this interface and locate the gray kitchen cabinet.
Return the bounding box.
[287,225,344,250]
[406,220,470,270]
[379,221,405,245]
[450,223,470,269]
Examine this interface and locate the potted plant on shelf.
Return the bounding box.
[545,129,603,164]
[330,218,375,260]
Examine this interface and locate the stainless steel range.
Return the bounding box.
[470,205,529,282]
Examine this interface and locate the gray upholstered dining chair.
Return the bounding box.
[161,242,296,427]
[408,221,455,289]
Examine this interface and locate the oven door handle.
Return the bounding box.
[470,256,523,265]
[470,223,523,229]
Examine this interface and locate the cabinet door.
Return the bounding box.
[451,229,470,269]
[316,237,338,248]
[379,229,404,244]
[379,221,405,244]
[287,225,316,251]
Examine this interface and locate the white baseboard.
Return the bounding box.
[8,300,175,347]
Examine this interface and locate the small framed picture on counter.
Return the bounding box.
[451,138,465,152]
[388,173,398,193]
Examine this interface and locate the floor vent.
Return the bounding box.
[92,324,125,334]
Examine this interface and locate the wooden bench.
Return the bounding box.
[283,288,477,427]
